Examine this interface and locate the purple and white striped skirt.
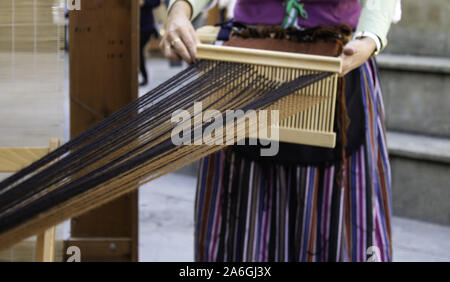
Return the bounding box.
[194,59,392,262]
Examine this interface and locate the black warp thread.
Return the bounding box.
[0,60,330,235]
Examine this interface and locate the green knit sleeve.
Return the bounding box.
[168,0,211,20]
[356,0,398,51]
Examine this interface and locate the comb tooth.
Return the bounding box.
[323,76,331,132]
[328,74,334,132]
[301,72,307,131]
[321,73,326,132]
[304,70,310,131]
[320,76,325,132]
[330,74,338,132]
[287,67,292,128]
[317,76,323,132]
[293,70,296,126]
[311,70,320,131]
[323,75,329,132]
[311,72,316,131]
[277,66,280,83]
[314,72,322,132]
[311,69,320,131]
[324,75,329,132]
[306,71,313,131]
[297,69,304,129]
[289,67,297,128]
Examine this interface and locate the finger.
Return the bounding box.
[179,28,198,63]
[168,32,192,63]
[162,40,181,62]
[188,25,201,49]
[167,50,182,62]
[188,26,200,62]
[189,25,201,45]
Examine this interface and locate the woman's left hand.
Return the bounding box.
[340,37,377,76]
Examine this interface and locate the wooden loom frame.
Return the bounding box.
[0,30,343,253]
[0,139,60,262]
[196,42,342,148]
[68,0,139,262]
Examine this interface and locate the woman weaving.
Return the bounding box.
[160,0,398,262]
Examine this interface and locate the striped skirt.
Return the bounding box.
[194,59,393,262]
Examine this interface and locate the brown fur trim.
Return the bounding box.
[230,24,353,55]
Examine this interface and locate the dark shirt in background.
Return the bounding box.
[141,0,161,34]
[140,0,161,85]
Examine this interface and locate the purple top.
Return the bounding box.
[234,0,362,29]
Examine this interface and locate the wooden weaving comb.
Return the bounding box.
[196,26,342,148]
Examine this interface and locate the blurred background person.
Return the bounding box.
[140,0,161,86]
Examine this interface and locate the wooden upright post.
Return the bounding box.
[67,0,139,262]
[35,227,55,262]
[35,139,60,262]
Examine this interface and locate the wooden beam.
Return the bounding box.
[196,43,342,73]
[249,127,336,148]
[0,148,49,172]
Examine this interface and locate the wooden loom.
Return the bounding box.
[196,25,341,148]
[0,42,341,252]
[0,0,139,261]
[196,43,341,148]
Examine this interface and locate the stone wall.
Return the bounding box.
[385,0,450,57]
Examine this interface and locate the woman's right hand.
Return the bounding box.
[160,1,200,63]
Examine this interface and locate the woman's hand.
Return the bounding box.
[159,1,200,63]
[340,37,377,76]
